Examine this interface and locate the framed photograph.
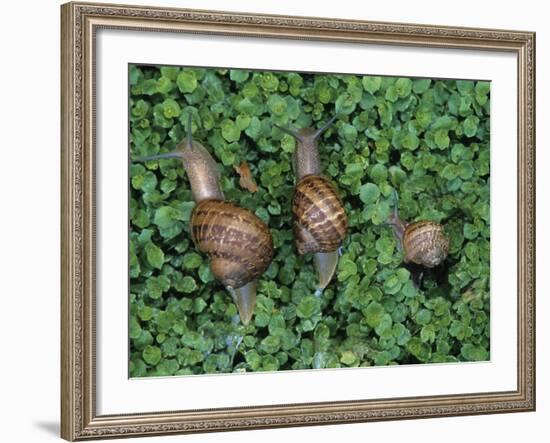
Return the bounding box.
[61,1,536,440]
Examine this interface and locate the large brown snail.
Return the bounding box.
[136,115,274,325]
[386,189,449,267]
[275,116,348,293]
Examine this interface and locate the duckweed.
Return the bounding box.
[129,64,490,377]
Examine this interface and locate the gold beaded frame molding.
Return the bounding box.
[61,2,535,440]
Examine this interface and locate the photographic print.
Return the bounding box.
[62,3,535,439]
[128,65,490,377]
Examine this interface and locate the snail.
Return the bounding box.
[275,116,348,293]
[135,115,274,325]
[386,189,449,267]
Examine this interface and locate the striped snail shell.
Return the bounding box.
[386,190,449,268]
[276,115,348,292]
[135,114,274,325]
[402,221,449,268]
[293,175,348,256]
[191,200,274,289]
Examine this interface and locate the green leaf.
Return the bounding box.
[267,95,287,116]
[146,275,170,299]
[261,355,280,371]
[260,336,281,354]
[364,302,385,328]
[145,242,164,269]
[359,183,380,204]
[161,337,179,356]
[406,338,431,362]
[142,345,162,365]
[395,78,413,97]
[183,252,202,269]
[335,92,357,115]
[456,80,475,96]
[434,129,450,149]
[401,132,420,150]
[415,308,432,325]
[362,76,382,94]
[463,116,479,137]
[128,65,491,376]
[296,296,321,319]
[160,66,179,80]
[340,351,358,366]
[420,325,436,343]
[176,70,198,93]
[245,350,262,370]
[338,255,358,281]
[383,275,402,295]
[385,86,398,103]
[475,81,490,96]
[229,69,249,83]
[413,79,431,94]
[129,316,142,339]
[464,223,479,240]
[180,276,197,293]
[137,305,153,321]
[162,98,181,119]
[154,206,181,229]
[461,344,489,361]
[221,119,241,142]
[370,164,388,183]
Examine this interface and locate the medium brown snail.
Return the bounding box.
[386,190,449,267]
[276,116,348,293]
[136,115,274,325]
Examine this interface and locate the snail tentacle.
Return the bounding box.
[274,123,304,143]
[133,151,183,162]
[385,188,407,250]
[311,114,338,141]
[186,112,193,148]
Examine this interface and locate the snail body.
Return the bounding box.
[387,191,449,268]
[276,116,348,292]
[136,115,274,325]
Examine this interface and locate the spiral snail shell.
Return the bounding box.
[293,175,348,255]
[276,116,348,292]
[386,190,449,268]
[191,200,274,289]
[135,115,274,325]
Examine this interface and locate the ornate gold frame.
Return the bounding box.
[60,2,536,440]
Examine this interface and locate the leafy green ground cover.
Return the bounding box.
[129,65,490,377]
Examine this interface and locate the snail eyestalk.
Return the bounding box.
[279,115,338,180]
[385,189,407,250]
[311,114,338,141]
[186,112,193,148]
[133,151,183,163]
[274,124,303,143]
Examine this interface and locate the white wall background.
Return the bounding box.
[0,0,546,442]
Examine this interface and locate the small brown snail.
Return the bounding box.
[276,116,348,293]
[386,190,449,267]
[136,115,274,325]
